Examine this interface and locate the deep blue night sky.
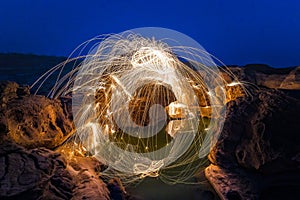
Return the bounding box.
[0,0,299,67]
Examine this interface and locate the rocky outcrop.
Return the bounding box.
[205,88,300,199]
[0,81,74,149]
[0,81,128,200]
[279,66,300,89]
[66,156,111,200]
[0,142,124,200]
[223,64,300,90]
[0,142,74,200]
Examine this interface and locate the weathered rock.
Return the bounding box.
[67,156,110,200]
[0,81,74,149]
[107,178,128,200]
[206,88,300,199]
[280,66,300,89]
[0,142,73,200]
[223,64,300,90]
[0,81,131,200]
[0,142,120,200]
[205,165,260,200]
[0,81,29,105]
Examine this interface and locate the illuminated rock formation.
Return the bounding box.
[0,81,74,149]
[0,81,128,200]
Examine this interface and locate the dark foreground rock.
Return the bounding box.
[206,88,300,200]
[0,142,127,200]
[0,142,74,200]
[0,81,128,200]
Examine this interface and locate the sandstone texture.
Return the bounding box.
[206,88,300,199]
[0,81,128,200]
[0,81,74,149]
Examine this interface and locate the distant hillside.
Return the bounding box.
[0,53,66,68]
[0,53,67,86]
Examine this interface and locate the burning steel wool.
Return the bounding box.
[32,28,243,184]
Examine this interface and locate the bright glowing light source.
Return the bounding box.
[32,27,235,185]
[227,81,241,87]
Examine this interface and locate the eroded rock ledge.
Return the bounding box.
[0,81,129,200]
[206,88,300,200]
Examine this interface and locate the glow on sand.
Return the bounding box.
[32,28,233,184]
